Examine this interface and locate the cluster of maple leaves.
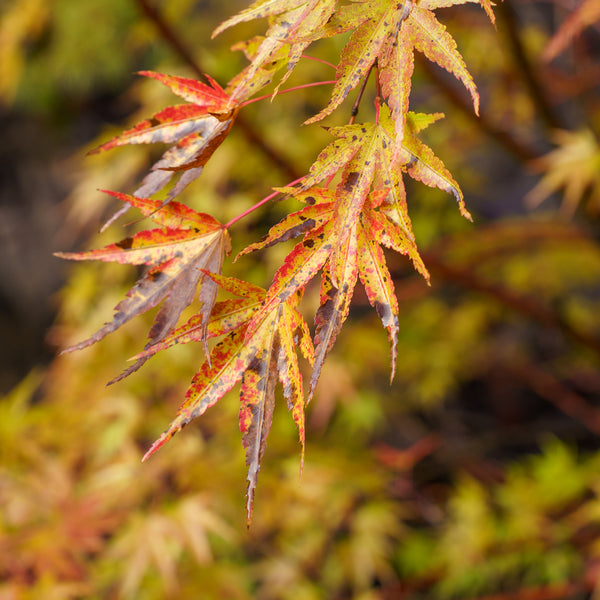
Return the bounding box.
[57,0,494,522]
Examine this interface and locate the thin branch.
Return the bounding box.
[301,54,337,70]
[134,0,302,181]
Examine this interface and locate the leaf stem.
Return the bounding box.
[225,177,306,229]
[349,62,376,124]
[374,60,381,124]
[301,54,338,70]
[239,80,337,108]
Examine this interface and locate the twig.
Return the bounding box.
[134,0,302,181]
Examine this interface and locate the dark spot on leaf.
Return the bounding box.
[116,237,134,249]
[374,300,392,323]
[148,270,165,282]
[343,171,359,191]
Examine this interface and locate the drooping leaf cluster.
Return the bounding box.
[57,0,493,521]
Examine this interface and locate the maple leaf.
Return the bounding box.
[56,191,230,380]
[543,0,600,62]
[89,71,236,214]
[239,183,415,396]
[526,129,600,217]
[306,0,479,132]
[214,0,337,104]
[142,277,313,524]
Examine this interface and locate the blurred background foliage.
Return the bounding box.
[2,0,600,598]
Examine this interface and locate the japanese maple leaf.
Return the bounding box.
[141,276,313,524]
[306,0,480,141]
[56,191,230,381]
[543,0,600,61]
[296,113,460,283]
[90,71,236,214]
[213,0,337,104]
[237,185,415,396]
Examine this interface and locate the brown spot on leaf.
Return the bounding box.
[116,237,134,249]
[343,171,359,191]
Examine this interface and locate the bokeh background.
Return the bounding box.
[2,0,600,598]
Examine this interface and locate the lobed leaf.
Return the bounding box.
[57,213,230,382]
[212,0,304,38]
[305,0,411,125]
[406,7,479,115]
[137,71,230,113]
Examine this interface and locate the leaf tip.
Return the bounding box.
[141,438,163,462]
